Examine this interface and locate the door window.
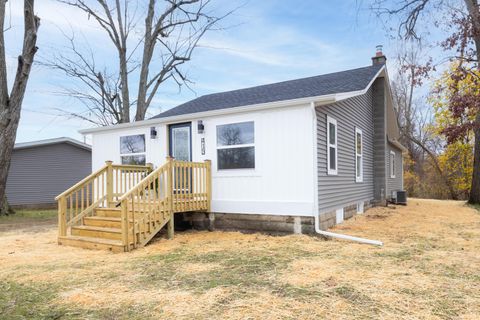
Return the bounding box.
[171,125,191,161]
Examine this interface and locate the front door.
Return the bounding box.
[169,122,191,161]
[169,123,192,195]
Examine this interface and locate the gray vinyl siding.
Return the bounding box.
[386,143,404,197]
[372,78,387,201]
[6,143,91,206]
[316,87,375,214]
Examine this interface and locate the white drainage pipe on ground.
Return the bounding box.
[313,214,383,246]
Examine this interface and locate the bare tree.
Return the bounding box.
[0,0,40,215]
[43,0,233,126]
[372,0,480,203]
[392,45,459,199]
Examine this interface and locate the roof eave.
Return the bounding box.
[387,137,408,153]
[79,94,338,135]
[14,137,92,151]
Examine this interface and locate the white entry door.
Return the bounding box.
[169,123,191,161]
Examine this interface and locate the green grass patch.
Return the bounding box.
[0,209,57,223]
[0,280,67,319]
[0,280,157,320]
[467,202,480,213]
[131,245,322,300]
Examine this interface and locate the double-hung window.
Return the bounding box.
[216,121,255,170]
[120,134,146,165]
[355,127,363,182]
[327,116,338,175]
[390,151,396,178]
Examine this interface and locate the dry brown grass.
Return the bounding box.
[0,199,479,319]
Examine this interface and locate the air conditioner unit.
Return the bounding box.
[391,190,407,205]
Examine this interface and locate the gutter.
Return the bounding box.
[387,137,408,153]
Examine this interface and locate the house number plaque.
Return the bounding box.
[201,138,205,155]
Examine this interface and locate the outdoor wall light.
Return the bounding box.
[197,120,205,134]
[150,127,157,139]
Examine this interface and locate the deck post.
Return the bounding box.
[205,159,212,212]
[105,160,113,205]
[166,156,174,239]
[146,162,154,172]
[120,199,129,251]
[58,196,67,239]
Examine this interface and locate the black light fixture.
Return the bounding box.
[197,120,204,134]
[150,126,157,139]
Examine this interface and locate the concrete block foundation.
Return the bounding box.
[180,199,376,235]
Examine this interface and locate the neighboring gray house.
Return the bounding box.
[6,137,91,208]
[80,48,406,234]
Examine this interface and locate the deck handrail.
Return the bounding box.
[56,161,152,239]
[55,164,109,201]
[57,158,211,250]
[117,157,211,250]
[116,162,170,203]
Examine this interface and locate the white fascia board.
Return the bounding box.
[14,137,91,151]
[79,94,337,135]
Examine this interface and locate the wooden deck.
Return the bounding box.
[56,158,211,252]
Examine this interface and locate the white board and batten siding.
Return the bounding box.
[91,104,317,217]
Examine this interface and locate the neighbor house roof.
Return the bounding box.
[152,64,384,119]
[14,137,91,151]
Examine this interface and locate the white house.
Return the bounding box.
[79,49,405,237]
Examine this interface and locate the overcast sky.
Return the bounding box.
[5,1,419,144]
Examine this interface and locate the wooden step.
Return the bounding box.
[95,207,121,217]
[84,216,123,228]
[58,236,127,253]
[71,225,122,240]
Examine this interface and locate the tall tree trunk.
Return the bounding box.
[0,0,39,215]
[469,113,480,203]
[465,0,480,203]
[0,194,13,215]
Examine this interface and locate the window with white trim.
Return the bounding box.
[327,116,338,175]
[390,150,396,178]
[216,121,255,170]
[355,127,363,182]
[120,134,146,165]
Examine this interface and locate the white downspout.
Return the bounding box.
[313,214,383,246]
[310,102,383,247]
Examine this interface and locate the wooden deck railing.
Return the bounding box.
[55,161,152,238]
[116,157,211,250]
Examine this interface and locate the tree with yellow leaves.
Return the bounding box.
[430,63,477,199]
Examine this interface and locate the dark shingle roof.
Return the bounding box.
[152,64,384,119]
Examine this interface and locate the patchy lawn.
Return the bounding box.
[0,199,479,319]
[0,209,56,234]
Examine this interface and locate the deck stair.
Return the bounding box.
[56,158,211,252]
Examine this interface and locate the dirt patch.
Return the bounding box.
[0,199,479,319]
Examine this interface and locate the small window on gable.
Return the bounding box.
[390,151,396,178]
[355,127,363,182]
[327,116,338,175]
[120,134,146,165]
[216,121,255,170]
